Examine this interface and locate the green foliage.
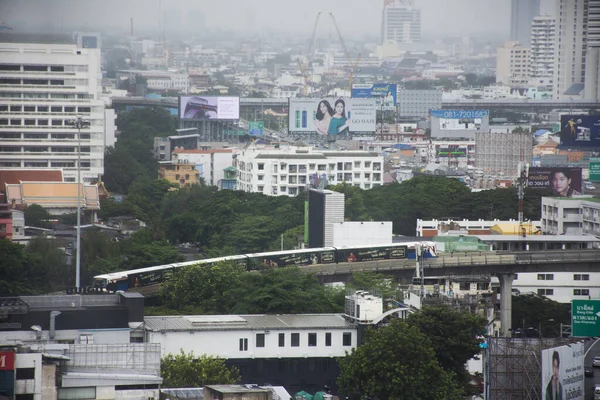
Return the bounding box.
[24,204,52,228]
[349,272,402,306]
[407,306,487,392]
[512,294,570,337]
[337,319,463,400]
[124,179,176,222]
[98,198,130,220]
[161,350,240,388]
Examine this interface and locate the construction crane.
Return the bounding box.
[298,12,322,97]
[329,12,358,91]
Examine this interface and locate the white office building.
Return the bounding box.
[236,145,384,196]
[496,41,530,88]
[529,15,555,89]
[541,196,600,236]
[172,148,234,186]
[0,34,106,183]
[499,272,600,303]
[381,0,421,45]
[584,0,600,100]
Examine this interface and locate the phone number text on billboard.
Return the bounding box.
[430,110,489,119]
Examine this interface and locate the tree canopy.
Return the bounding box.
[161,350,240,388]
[337,319,463,400]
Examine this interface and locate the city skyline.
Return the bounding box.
[1,0,510,39]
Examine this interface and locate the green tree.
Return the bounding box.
[161,350,240,388]
[160,261,246,313]
[124,178,176,222]
[349,272,402,307]
[512,294,569,337]
[0,239,29,295]
[24,204,52,228]
[407,306,487,392]
[337,319,462,400]
[24,236,71,291]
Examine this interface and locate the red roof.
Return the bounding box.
[0,169,63,193]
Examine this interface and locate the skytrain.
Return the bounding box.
[93,242,437,293]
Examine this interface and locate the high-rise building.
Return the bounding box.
[381,0,421,45]
[529,16,555,89]
[0,34,106,183]
[496,41,530,88]
[553,0,588,99]
[584,0,600,100]
[511,0,541,47]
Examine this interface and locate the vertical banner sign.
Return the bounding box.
[0,351,15,398]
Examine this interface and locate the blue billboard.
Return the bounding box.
[352,84,397,111]
[430,110,489,119]
[559,115,600,148]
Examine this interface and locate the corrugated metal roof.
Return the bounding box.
[145,314,353,332]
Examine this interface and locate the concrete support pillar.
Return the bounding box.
[498,273,514,337]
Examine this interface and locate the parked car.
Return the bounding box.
[594,356,600,367]
[585,365,594,377]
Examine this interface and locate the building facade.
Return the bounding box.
[145,314,357,395]
[381,0,421,45]
[158,161,201,188]
[505,271,600,303]
[584,0,600,100]
[172,148,234,186]
[496,41,530,88]
[397,89,442,118]
[529,16,555,89]
[0,34,106,183]
[236,146,384,196]
[541,196,600,236]
[474,131,532,177]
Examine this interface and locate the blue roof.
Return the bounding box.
[534,129,549,137]
[392,143,415,150]
[563,83,584,95]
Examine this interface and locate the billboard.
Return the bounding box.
[431,110,488,131]
[541,343,584,400]
[288,98,376,137]
[437,147,467,158]
[527,167,582,197]
[180,96,240,120]
[590,158,600,182]
[0,351,15,398]
[559,115,600,148]
[352,83,397,110]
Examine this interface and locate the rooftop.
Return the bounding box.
[474,234,600,243]
[144,314,354,332]
[0,32,75,45]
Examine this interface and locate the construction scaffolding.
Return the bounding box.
[485,337,578,400]
[475,131,532,177]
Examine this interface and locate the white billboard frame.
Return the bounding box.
[179,96,240,121]
[540,342,584,400]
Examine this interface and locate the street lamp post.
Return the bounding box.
[67,116,90,290]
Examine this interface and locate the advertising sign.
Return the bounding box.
[338,246,407,263]
[288,98,376,137]
[527,167,582,197]
[437,147,467,158]
[248,121,264,136]
[180,96,240,120]
[589,158,600,182]
[559,115,600,148]
[431,110,488,131]
[352,83,397,110]
[541,343,584,400]
[571,299,600,337]
[0,351,15,398]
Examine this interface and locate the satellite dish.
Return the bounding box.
[30,325,42,332]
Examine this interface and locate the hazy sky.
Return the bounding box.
[0,0,510,38]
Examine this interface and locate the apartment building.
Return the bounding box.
[158,161,201,188]
[235,145,384,196]
[381,0,422,44]
[502,272,600,303]
[496,41,530,88]
[541,196,600,236]
[172,148,234,186]
[0,33,107,183]
[529,15,555,90]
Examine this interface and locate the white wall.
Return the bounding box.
[332,221,393,247]
[15,353,43,400]
[148,328,357,360]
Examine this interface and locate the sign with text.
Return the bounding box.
[248,121,264,136]
[0,352,15,399]
[351,83,397,110]
[589,158,600,181]
[288,98,376,137]
[527,167,582,197]
[541,343,584,400]
[571,299,600,337]
[179,96,240,120]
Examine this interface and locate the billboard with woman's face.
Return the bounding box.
[527,167,582,197]
[288,98,376,137]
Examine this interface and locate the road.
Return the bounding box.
[585,338,600,399]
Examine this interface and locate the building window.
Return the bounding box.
[343,332,352,346]
[256,333,265,348]
[239,338,248,351]
[258,163,264,170]
[15,395,35,400]
[325,332,332,346]
[16,368,35,380]
[537,274,554,280]
[537,288,554,296]
[308,333,317,347]
[574,274,589,281]
[291,333,300,347]
[573,289,590,296]
[278,333,285,347]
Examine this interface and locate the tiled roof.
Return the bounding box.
[0,169,63,192]
[144,314,354,332]
[6,182,100,210]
